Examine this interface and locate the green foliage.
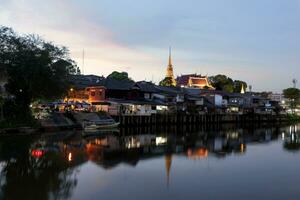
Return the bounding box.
[283,88,300,113]
[209,74,247,93]
[283,88,300,100]
[286,114,300,122]
[107,71,133,81]
[159,77,175,87]
[0,99,39,128]
[233,80,247,93]
[223,84,234,93]
[0,96,4,121]
[0,26,79,116]
[209,75,233,92]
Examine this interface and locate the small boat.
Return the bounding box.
[80,113,120,132]
[84,122,120,131]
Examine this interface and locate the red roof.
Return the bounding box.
[189,77,208,86]
[177,74,204,86]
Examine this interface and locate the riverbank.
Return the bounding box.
[286,114,300,123]
[1,112,299,136]
[113,113,294,127]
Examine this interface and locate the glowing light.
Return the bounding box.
[187,148,208,159]
[156,137,167,145]
[240,144,245,153]
[282,132,285,140]
[31,149,44,158]
[68,152,72,162]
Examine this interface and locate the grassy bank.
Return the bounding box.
[286,114,300,123]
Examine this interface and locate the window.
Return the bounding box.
[91,91,95,96]
[144,93,150,99]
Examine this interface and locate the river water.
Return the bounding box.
[0,124,300,200]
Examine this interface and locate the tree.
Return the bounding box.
[159,77,175,87]
[107,71,133,81]
[234,80,247,93]
[209,74,248,93]
[223,84,234,93]
[0,96,4,121]
[0,26,79,115]
[283,88,300,114]
[209,74,234,93]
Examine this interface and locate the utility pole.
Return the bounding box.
[82,49,85,75]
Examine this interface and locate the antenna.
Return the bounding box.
[82,48,85,75]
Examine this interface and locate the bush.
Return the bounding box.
[0,99,39,128]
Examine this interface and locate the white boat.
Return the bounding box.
[84,122,120,131]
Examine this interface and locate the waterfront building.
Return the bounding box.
[268,93,285,103]
[66,74,107,111]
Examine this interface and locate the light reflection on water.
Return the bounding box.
[0,124,300,200]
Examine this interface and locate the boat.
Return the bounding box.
[84,122,120,131]
[83,114,120,131]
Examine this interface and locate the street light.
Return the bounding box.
[70,88,74,101]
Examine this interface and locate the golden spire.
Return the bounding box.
[241,84,245,94]
[168,46,172,67]
[165,154,172,187]
[165,47,176,86]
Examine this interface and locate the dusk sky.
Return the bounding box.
[1,0,300,92]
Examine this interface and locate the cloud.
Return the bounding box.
[0,0,299,92]
[0,0,152,75]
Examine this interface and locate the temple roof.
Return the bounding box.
[189,77,209,86]
[176,74,210,87]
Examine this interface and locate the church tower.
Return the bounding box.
[165,47,176,86]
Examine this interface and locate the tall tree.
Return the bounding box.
[283,88,300,114]
[0,26,79,113]
[209,74,248,93]
[107,71,133,81]
[0,96,4,121]
[234,80,247,93]
[209,74,234,93]
[159,77,175,87]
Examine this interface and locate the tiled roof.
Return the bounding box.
[104,78,135,90]
[189,77,208,86]
[176,74,197,85]
[69,75,135,90]
[154,85,183,95]
[135,81,157,93]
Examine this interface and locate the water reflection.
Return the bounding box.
[0,135,78,200]
[282,124,300,151]
[0,124,299,199]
